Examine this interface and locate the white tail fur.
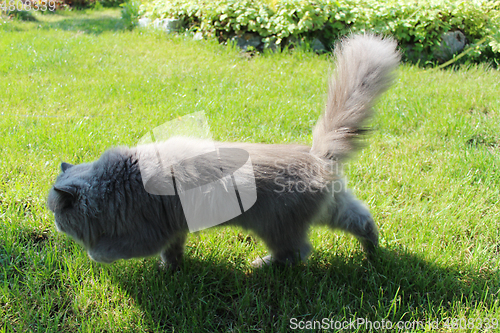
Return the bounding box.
[311,34,400,161]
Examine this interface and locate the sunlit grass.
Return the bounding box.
[1,9,499,332]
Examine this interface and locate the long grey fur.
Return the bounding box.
[47,34,400,268]
[312,34,400,160]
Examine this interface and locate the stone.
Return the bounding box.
[311,38,326,53]
[152,19,163,29]
[434,30,467,62]
[152,18,184,33]
[138,17,151,28]
[193,32,203,41]
[231,33,262,51]
[162,18,183,33]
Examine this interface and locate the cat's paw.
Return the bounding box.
[158,259,181,271]
[251,254,300,268]
[251,255,274,268]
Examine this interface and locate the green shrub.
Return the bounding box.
[63,0,94,9]
[141,0,500,64]
[5,9,37,21]
[62,0,125,9]
[121,0,141,29]
[100,0,126,8]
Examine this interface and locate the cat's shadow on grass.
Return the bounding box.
[110,247,497,330]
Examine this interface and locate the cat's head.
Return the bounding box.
[48,161,103,248]
[48,149,164,264]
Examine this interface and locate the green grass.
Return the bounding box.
[1,9,500,332]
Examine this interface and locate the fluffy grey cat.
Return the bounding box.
[48,34,400,268]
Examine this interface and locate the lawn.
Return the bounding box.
[1,9,499,332]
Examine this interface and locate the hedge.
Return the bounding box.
[139,0,500,63]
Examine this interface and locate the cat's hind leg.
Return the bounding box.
[328,190,379,255]
[160,232,188,269]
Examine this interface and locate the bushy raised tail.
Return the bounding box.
[311,34,400,161]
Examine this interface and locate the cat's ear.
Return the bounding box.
[61,162,74,172]
[52,185,78,210]
[54,185,77,198]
